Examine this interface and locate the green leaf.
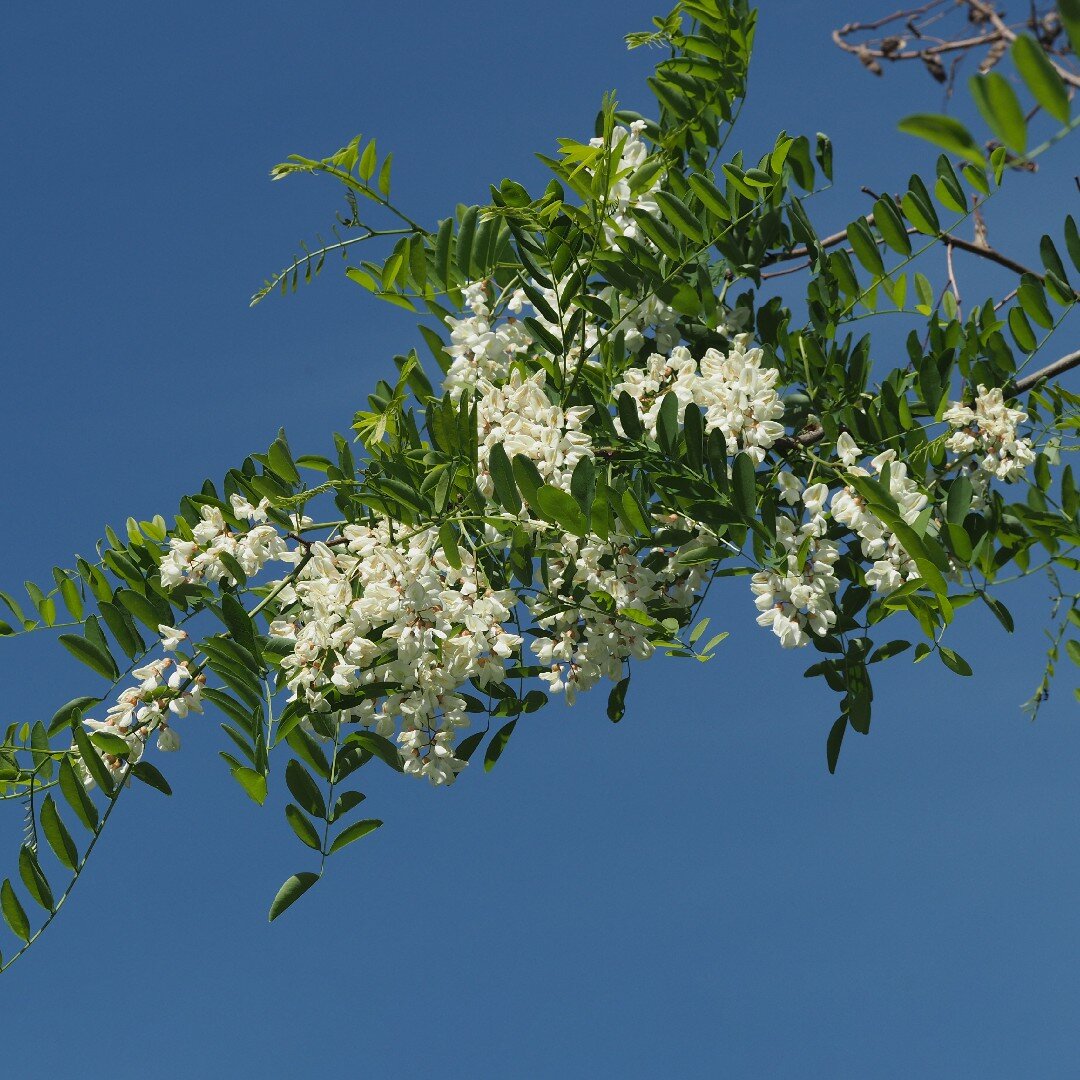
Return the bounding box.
[1011,35,1070,125]
[617,392,644,441]
[488,443,522,514]
[220,593,261,663]
[99,601,143,659]
[484,719,517,771]
[434,218,454,287]
[826,716,846,775]
[654,190,704,244]
[59,577,84,622]
[40,796,79,871]
[71,724,115,796]
[358,139,377,181]
[330,790,367,822]
[1018,274,1053,329]
[268,437,301,486]
[656,390,680,452]
[268,872,320,922]
[847,217,885,275]
[897,114,986,166]
[231,766,267,805]
[570,455,596,521]
[535,485,588,537]
[901,180,940,236]
[454,731,485,763]
[968,73,1027,153]
[980,592,1015,633]
[89,731,130,758]
[939,646,973,676]
[377,152,393,196]
[687,173,731,220]
[285,759,327,819]
[19,846,53,911]
[868,640,911,663]
[1008,306,1037,353]
[131,761,172,796]
[438,522,462,570]
[47,696,102,738]
[1065,638,1080,668]
[58,757,98,832]
[58,633,118,681]
[1,880,30,941]
[346,730,404,772]
[1059,0,1080,55]
[511,454,545,508]
[285,805,322,850]
[328,818,383,855]
[1065,215,1080,274]
[618,489,651,536]
[947,477,973,525]
[871,197,911,256]
[607,675,630,723]
[731,453,757,520]
[116,589,170,632]
[456,206,479,277]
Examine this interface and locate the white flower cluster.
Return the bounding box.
[270,526,523,786]
[831,449,928,594]
[613,337,786,462]
[442,280,532,398]
[476,369,594,499]
[943,385,1035,506]
[159,497,290,589]
[529,529,706,703]
[751,482,840,648]
[76,629,204,789]
[588,120,661,245]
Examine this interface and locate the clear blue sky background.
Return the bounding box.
[1,3,1078,1077]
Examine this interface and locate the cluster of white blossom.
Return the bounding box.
[269,526,522,786]
[75,625,204,789]
[943,385,1035,507]
[159,496,289,589]
[751,481,840,648]
[476,369,594,499]
[529,528,706,703]
[831,448,928,594]
[613,336,786,462]
[442,280,533,397]
[588,120,662,245]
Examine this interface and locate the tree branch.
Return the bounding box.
[1012,348,1080,392]
[941,231,1080,299]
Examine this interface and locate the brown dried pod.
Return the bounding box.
[979,38,1009,73]
[921,51,947,83]
[857,44,884,76]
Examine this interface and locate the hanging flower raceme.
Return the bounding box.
[613,337,787,462]
[944,385,1036,508]
[751,481,840,648]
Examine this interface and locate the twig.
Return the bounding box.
[1012,348,1080,392]
[945,239,962,319]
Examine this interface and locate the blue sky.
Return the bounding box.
[1,2,1078,1077]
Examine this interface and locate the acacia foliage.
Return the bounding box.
[0,0,1077,965]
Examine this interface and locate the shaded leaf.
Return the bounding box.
[268,872,320,922]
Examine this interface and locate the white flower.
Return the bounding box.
[158,624,187,651]
[157,726,181,752]
[777,471,802,505]
[836,432,861,466]
[230,493,270,523]
[944,384,1034,504]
